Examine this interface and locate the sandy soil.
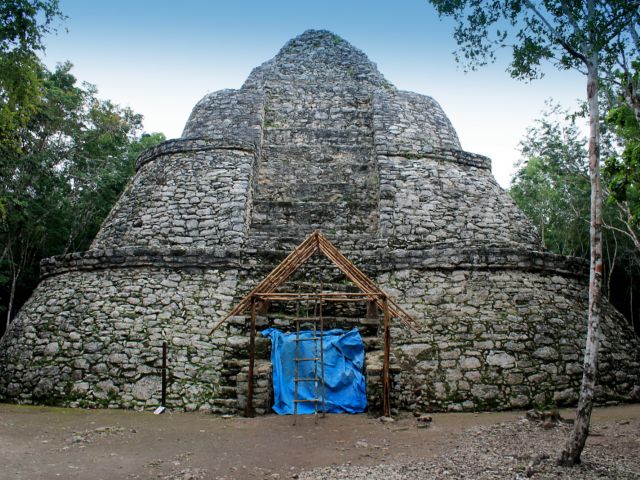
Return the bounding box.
[0,403,638,479]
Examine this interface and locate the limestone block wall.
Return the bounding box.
[1,248,639,414]
[181,89,265,144]
[379,268,640,412]
[3,30,639,417]
[377,154,541,249]
[92,145,256,249]
[373,90,461,154]
[0,265,244,412]
[242,31,390,93]
[249,84,378,240]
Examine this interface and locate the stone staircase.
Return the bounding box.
[249,88,379,244]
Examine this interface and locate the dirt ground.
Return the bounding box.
[1,403,638,480]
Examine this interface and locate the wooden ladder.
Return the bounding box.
[293,299,326,425]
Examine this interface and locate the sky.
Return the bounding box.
[40,0,586,188]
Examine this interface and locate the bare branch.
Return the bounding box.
[523,0,588,64]
[628,22,640,54]
[602,201,640,252]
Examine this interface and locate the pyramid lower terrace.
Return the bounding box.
[1,30,638,414]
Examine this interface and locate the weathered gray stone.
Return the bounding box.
[132,376,161,401]
[44,343,59,356]
[486,352,516,368]
[460,357,481,370]
[0,29,638,415]
[472,385,500,401]
[533,347,559,360]
[94,380,117,400]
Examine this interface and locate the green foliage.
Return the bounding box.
[0,50,41,143]
[428,0,639,80]
[0,0,64,151]
[0,59,164,325]
[0,0,64,54]
[511,102,640,328]
[510,104,591,257]
[604,78,640,224]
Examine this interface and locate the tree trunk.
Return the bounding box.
[606,233,617,301]
[6,267,19,327]
[558,54,603,467]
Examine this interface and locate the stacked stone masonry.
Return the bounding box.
[1,30,639,414]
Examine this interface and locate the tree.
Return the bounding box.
[0,60,165,334]
[0,0,166,339]
[0,0,64,150]
[512,103,640,334]
[429,0,639,465]
[511,104,591,258]
[604,73,640,223]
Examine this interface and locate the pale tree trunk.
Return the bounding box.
[605,233,617,301]
[5,238,23,328]
[6,266,20,327]
[559,53,603,466]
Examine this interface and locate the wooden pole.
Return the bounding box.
[209,230,419,335]
[382,296,391,417]
[209,235,318,334]
[319,297,326,418]
[161,341,167,407]
[246,296,257,417]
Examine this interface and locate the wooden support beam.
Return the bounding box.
[317,235,416,329]
[210,230,419,335]
[246,297,257,417]
[161,341,167,407]
[209,234,319,334]
[382,296,391,418]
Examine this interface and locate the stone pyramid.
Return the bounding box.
[1,30,638,413]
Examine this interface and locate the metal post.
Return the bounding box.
[246,296,257,417]
[161,341,167,407]
[382,296,391,417]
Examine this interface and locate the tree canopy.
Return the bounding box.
[0,1,165,336]
[510,103,591,257]
[429,0,639,81]
[0,0,64,150]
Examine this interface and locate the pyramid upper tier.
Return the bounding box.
[91,30,538,251]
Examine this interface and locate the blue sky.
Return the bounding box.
[41,0,585,188]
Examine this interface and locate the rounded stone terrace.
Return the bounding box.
[2,30,638,416]
[91,29,538,253]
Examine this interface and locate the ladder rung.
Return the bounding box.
[293,308,326,421]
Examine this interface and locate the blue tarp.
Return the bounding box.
[261,327,367,414]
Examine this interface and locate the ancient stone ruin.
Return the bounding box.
[1,30,639,414]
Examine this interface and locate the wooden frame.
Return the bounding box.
[210,230,418,418]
